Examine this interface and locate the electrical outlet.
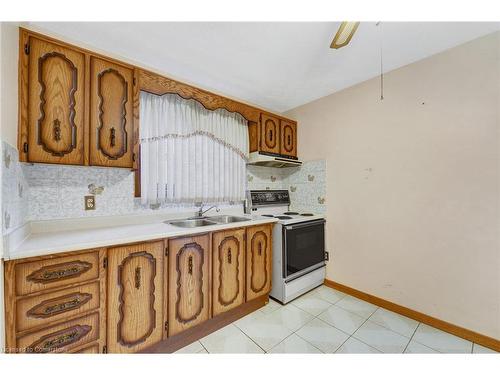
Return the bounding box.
[84,196,95,210]
[325,251,329,261]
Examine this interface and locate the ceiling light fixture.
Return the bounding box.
[330,22,360,49]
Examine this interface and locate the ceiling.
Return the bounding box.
[28,22,500,113]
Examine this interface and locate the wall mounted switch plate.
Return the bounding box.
[85,195,96,210]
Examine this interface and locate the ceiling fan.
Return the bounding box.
[330,22,360,49]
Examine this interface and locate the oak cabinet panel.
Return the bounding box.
[90,57,134,168]
[17,312,100,353]
[280,120,297,158]
[71,343,100,353]
[246,225,272,301]
[107,241,164,353]
[14,251,99,296]
[168,234,210,336]
[212,229,245,317]
[259,113,281,154]
[26,37,86,165]
[16,281,100,332]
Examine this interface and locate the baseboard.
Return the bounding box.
[324,279,500,352]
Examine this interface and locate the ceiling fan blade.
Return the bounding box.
[330,22,360,49]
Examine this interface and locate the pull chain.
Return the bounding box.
[377,22,384,100]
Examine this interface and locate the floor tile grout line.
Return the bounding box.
[343,306,385,353]
[232,322,269,353]
[198,339,210,354]
[402,322,420,353]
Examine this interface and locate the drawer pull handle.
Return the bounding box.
[228,248,232,264]
[188,256,193,275]
[27,292,92,318]
[28,324,91,353]
[27,261,92,284]
[258,242,262,256]
[110,127,116,147]
[135,267,141,289]
[288,134,291,146]
[269,129,273,142]
[53,119,61,141]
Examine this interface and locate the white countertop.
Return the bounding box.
[5,213,278,261]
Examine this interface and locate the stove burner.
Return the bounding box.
[275,215,293,220]
[300,213,314,216]
[261,214,275,217]
[283,211,299,215]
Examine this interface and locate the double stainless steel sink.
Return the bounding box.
[166,215,250,228]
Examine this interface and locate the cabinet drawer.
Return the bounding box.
[16,281,100,332]
[71,342,100,354]
[15,252,99,296]
[17,312,99,353]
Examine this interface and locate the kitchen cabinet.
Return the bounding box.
[246,224,272,301]
[106,241,164,353]
[23,36,86,165]
[212,228,245,316]
[279,119,297,158]
[89,57,135,168]
[259,113,281,154]
[168,234,210,336]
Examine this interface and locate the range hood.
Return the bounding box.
[247,151,302,168]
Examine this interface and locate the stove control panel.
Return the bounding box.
[248,190,290,206]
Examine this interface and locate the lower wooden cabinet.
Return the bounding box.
[168,234,210,336]
[106,241,164,353]
[246,225,272,301]
[3,224,274,353]
[212,228,245,316]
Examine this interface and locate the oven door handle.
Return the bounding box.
[284,219,325,231]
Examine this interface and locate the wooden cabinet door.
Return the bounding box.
[27,37,85,165]
[246,225,272,301]
[212,229,245,317]
[168,234,210,336]
[90,57,134,168]
[260,113,281,154]
[107,241,164,353]
[280,120,297,158]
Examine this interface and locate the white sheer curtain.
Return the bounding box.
[140,92,249,205]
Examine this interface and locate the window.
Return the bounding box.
[139,92,249,205]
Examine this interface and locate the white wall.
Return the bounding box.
[285,32,500,340]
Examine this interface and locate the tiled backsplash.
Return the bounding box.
[1,140,326,228]
[247,159,326,214]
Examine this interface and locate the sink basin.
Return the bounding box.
[167,219,218,228]
[207,215,251,224]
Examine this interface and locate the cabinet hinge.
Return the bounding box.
[165,246,169,257]
[164,321,168,331]
[24,43,30,55]
[23,142,28,153]
[103,257,108,269]
[102,345,107,354]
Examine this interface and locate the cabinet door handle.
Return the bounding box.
[269,129,273,142]
[110,127,116,147]
[53,119,61,141]
[134,267,141,289]
[288,134,291,146]
[228,248,232,264]
[188,256,193,275]
[258,242,262,256]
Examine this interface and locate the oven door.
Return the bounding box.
[283,219,326,281]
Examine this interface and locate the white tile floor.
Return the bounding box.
[175,286,499,354]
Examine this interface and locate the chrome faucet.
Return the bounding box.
[195,203,220,218]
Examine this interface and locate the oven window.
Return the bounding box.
[284,221,325,278]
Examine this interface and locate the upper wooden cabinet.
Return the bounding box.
[19,29,137,169]
[24,36,86,165]
[106,241,164,353]
[280,120,297,158]
[168,234,210,336]
[248,113,298,159]
[212,228,245,317]
[90,57,134,167]
[246,224,272,301]
[259,113,281,154]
